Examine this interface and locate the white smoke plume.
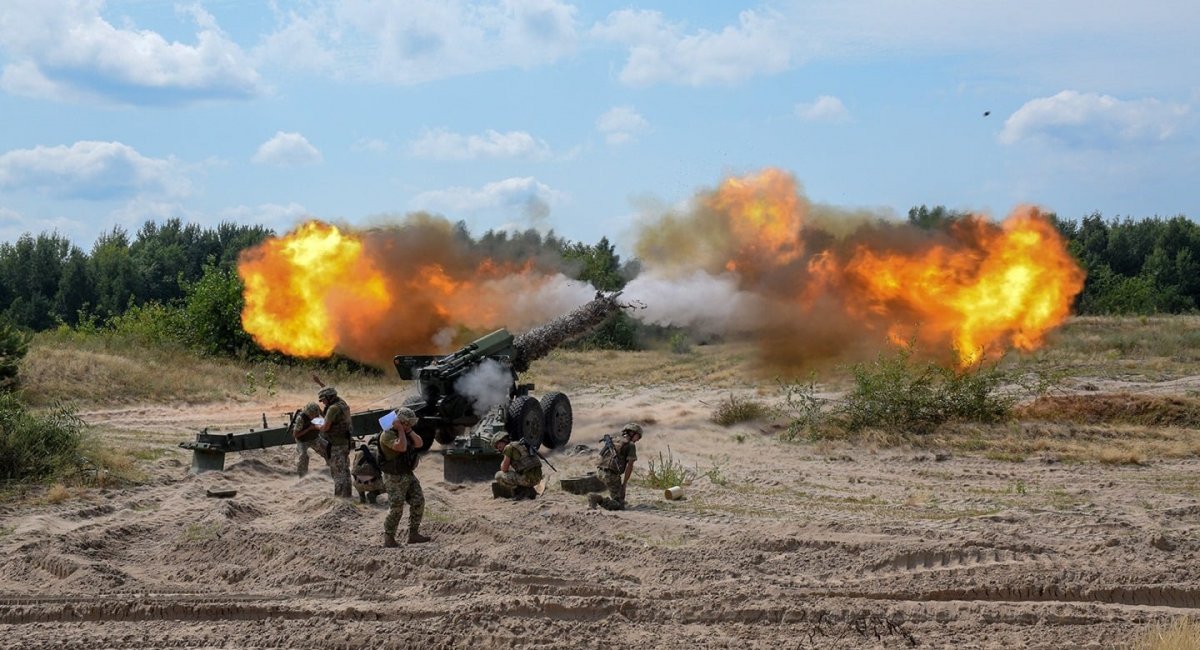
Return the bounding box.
[453,358,513,416]
[623,270,766,334]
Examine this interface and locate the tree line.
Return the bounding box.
[908,205,1200,315]
[0,217,637,359]
[2,209,1196,362]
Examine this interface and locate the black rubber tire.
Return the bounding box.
[506,395,544,448]
[434,425,464,445]
[539,391,572,450]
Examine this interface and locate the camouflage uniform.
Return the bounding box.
[379,428,424,538]
[352,441,385,503]
[323,397,354,498]
[292,404,327,477]
[592,432,638,511]
[494,442,543,488]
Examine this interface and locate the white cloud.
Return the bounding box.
[220,202,310,233]
[352,138,389,154]
[1000,90,1191,147]
[592,8,793,86]
[256,0,579,84]
[411,177,566,220]
[409,128,552,161]
[0,1,263,105]
[795,95,850,123]
[0,141,189,199]
[596,106,650,145]
[252,132,323,166]
[0,206,95,243]
[590,2,1200,91]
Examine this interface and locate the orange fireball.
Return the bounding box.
[828,208,1086,365]
[238,221,391,358]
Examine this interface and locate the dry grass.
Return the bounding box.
[1131,617,1200,650]
[1031,315,1200,380]
[524,342,767,391]
[1018,394,1200,428]
[44,483,70,504]
[19,316,1200,470]
[19,331,397,407]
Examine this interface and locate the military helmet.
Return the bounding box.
[621,422,643,437]
[394,407,418,426]
[317,386,338,401]
[302,402,320,417]
[491,432,511,446]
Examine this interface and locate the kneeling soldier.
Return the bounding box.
[588,423,642,511]
[379,407,431,547]
[491,433,542,500]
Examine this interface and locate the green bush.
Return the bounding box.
[668,331,692,354]
[0,319,30,393]
[782,345,1016,439]
[0,392,87,483]
[841,346,1013,435]
[642,446,696,489]
[108,300,190,347]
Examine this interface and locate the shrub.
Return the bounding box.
[668,331,692,354]
[711,393,768,426]
[642,447,696,489]
[781,345,1017,439]
[0,319,30,393]
[0,392,87,483]
[839,346,1014,435]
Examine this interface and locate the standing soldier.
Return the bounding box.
[491,433,542,500]
[291,402,327,477]
[588,423,643,511]
[378,407,431,547]
[317,386,353,498]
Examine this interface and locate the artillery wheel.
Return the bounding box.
[506,395,544,448]
[435,425,464,445]
[539,391,572,450]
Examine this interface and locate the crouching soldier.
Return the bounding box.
[491,433,542,500]
[351,441,385,504]
[291,402,328,477]
[379,407,431,547]
[588,423,643,511]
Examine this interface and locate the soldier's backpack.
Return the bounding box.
[510,439,542,473]
[352,441,382,483]
[598,434,627,473]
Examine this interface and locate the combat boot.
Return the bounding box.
[588,493,603,510]
[383,532,399,548]
[408,531,431,544]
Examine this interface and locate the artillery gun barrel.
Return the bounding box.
[512,291,623,371]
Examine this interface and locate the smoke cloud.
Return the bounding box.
[453,358,513,416]
[624,168,1085,369]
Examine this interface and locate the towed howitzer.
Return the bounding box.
[179,408,394,474]
[393,291,623,482]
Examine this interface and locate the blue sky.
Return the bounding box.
[1,0,1197,253]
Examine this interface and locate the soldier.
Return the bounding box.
[491,433,542,500]
[291,402,328,477]
[378,407,431,547]
[317,386,354,498]
[588,423,643,511]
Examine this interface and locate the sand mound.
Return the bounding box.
[2,384,1199,648]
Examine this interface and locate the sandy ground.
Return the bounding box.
[1,382,1199,649]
